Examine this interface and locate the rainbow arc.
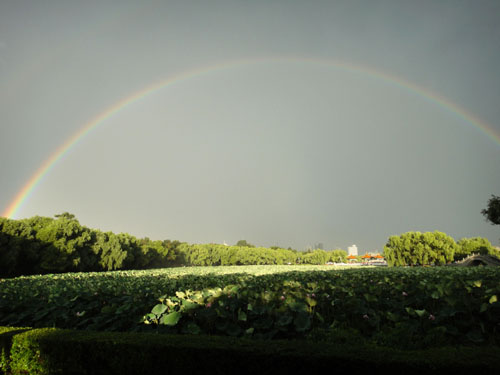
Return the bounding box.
[3,57,499,219]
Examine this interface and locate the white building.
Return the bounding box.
[347,244,358,256]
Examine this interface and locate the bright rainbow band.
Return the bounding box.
[3,57,499,219]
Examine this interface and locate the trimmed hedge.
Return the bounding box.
[1,326,500,375]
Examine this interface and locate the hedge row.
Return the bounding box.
[1,327,500,375]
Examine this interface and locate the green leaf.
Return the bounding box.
[489,295,498,304]
[415,309,426,317]
[440,306,457,317]
[294,312,311,332]
[315,312,325,323]
[473,280,482,288]
[151,304,168,315]
[386,312,399,322]
[363,293,377,302]
[276,314,293,327]
[159,311,182,326]
[181,300,199,312]
[480,303,488,313]
[306,297,317,307]
[165,299,177,308]
[238,309,247,322]
[182,322,201,335]
[431,291,440,299]
[144,313,156,321]
[228,285,240,295]
[192,292,204,303]
[290,301,308,313]
[101,306,114,314]
[176,291,186,298]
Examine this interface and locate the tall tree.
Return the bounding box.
[54,212,77,221]
[383,231,456,266]
[482,195,500,225]
[235,240,255,248]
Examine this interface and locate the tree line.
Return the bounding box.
[383,195,500,266]
[2,198,498,277]
[0,213,347,278]
[384,231,499,267]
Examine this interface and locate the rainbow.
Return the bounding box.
[3,56,500,219]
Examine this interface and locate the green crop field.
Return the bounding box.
[1,265,499,349]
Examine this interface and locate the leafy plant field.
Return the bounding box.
[0,266,347,331]
[1,265,499,349]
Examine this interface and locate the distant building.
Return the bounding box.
[348,244,358,256]
[346,255,358,263]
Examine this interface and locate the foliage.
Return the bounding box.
[328,250,348,263]
[235,240,255,247]
[300,249,329,264]
[3,326,500,375]
[482,194,500,226]
[296,249,347,265]
[0,215,182,277]
[1,265,499,349]
[141,267,500,348]
[0,265,341,333]
[1,215,347,277]
[383,231,457,267]
[35,214,94,272]
[455,237,498,261]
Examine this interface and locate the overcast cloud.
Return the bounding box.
[1,0,499,251]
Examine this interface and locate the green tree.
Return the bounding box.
[161,239,181,264]
[235,240,255,248]
[54,212,77,220]
[383,231,457,267]
[328,249,347,263]
[482,195,500,225]
[456,237,499,260]
[301,249,329,264]
[0,217,43,277]
[35,214,93,272]
[93,232,129,271]
[456,237,492,259]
